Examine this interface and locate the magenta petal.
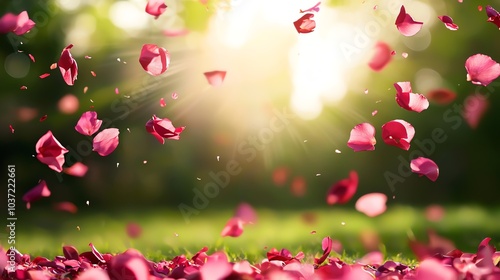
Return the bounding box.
[139,44,170,76]
[75,268,110,280]
[327,171,358,205]
[12,11,35,35]
[23,180,51,209]
[0,13,17,34]
[368,42,393,71]
[54,202,78,214]
[347,123,376,152]
[221,217,244,237]
[145,0,167,18]
[75,111,102,136]
[395,5,423,36]
[486,5,500,29]
[463,94,489,129]
[394,82,429,112]
[58,44,78,86]
[145,115,184,143]
[381,119,415,150]
[234,202,257,224]
[411,157,439,182]
[465,54,500,86]
[438,15,459,30]
[200,253,232,280]
[108,250,149,280]
[355,193,388,217]
[416,259,458,280]
[204,70,227,86]
[35,131,68,172]
[92,128,119,156]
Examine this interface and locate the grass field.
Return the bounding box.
[9,204,500,264]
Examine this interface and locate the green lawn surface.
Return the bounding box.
[8,205,500,264]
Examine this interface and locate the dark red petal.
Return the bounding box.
[326,171,358,205]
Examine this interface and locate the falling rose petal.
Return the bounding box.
[486,5,500,29]
[463,93,489,129]
[0,11,35,35]
[394,82,429,112]
[204,70,227,86]
[371,110,378,116]
[139,44,170,76]
[291,176,307,197]
[163,28,189,37]
[53,201,78,214]
[160,97,166,107]
[293,13,316,33]
[411,157,439,181]
[171,92,178,99]
[391,50,396,56]
[114,88,119,95]
[35,131,68,172]
[50,63,57,70]
[9,124,14,133]
[314,236,333,266]
[145,0,167,18]
[300,2,321,13]
[234,202,257,224]
[63,162,88,177]
[221,217,244,237]
[75,111,103,136]
[145,115,185,144]
[402,52,409,58]
[426,88,457,105]
[479,6,483,12]
[438,15,459,30]
[40,115,48,122]
[347,123,376,152]
[368,42,393,71]
[84,55,92,60]
[28,54,35,62]
[272,166,289,186]
[58,44,78,86]
[355,193,388,217]
[90,71,96,77]
[93,128,119,156]
[83,86,88,94]
[58,94,79,114]
[126,222,142,239]
[23,180,51,209]
[465,54,500,86]
[326,170,358,205]
[381,119,415,151]
[39,73,50,79]
[20,86,27,90]
[395,5,423,36]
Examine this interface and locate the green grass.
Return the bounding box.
[8,205,500,264]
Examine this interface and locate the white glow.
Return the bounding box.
[56,0,82,11]
[415,68,443,93]
[66,13,96,56]
[109,1,149,34]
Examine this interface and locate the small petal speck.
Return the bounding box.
[116,163,119,168]
[316,174,321,176]
[197,177,201,181]
[86,201,89,206]
[341,222,346,226]
[335,149,341,154]
[217,156,220,161]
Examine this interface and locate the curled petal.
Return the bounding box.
[93,128,119,156]
[410,157,439,182]
[395,5,423,36]
[347,123,376,152]
[465,54,500,86]
[327,171,358,205]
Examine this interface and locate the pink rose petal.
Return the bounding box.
[75,111,102,136]
[75,268,110,280]
[92,128,119,156]
[300,2,321,13]
[465,54,500,86]
[293,13,316,33]
[204,70,227,86]
[327,170,358,205]
[234,202,257,224]
[63,162,88,177]
[416,259,458,280]
[35,130,68,173]
[368,42,393,71]
[199,252,232,280]
[58,44,78,86]
[394,82,429,112]
[381,119,415,151]
[438,15,459,30]
[53,202,78,214]
[145,115,185,144]
[126,222,142,239]
[221,217,244,237]
[39,73,50,79]
[355,193,387,217]
[291,176,307,197]
[463,93,489,129]
[395,5,423,36]
[145,0,167,18]
[139,44,170,76]
[58,94,79,114]
[0,11,35,35]
[23,180,51,209]
[160,97,166,107]
[347,123,376,152]
[410,157,439,182]
[163,28,189,37]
